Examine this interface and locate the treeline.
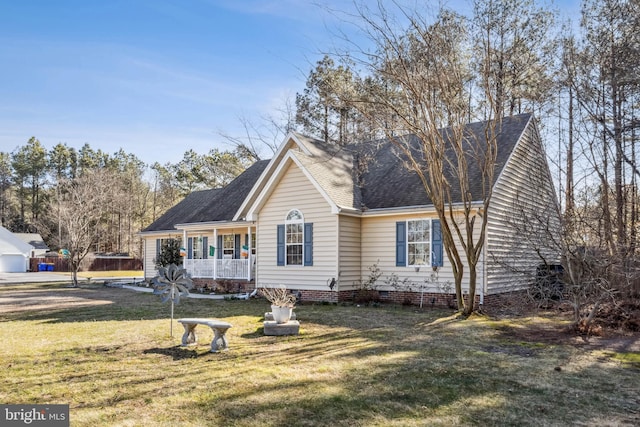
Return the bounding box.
[0,138,254,257]
[292,0,640,262]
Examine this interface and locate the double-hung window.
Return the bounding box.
[285,209,303,265]
[408,219,430,266]
[186,235,208,259]
[396,219,443,267]
[193,236,203,259]
[223,235,235,258]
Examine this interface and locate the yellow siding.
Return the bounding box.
[487,125,561,293]
[360,213,483,293]
[256,161,338,290]
[337,214,361,289]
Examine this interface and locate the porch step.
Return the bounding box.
[263,320,300,336]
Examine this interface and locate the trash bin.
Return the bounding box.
[47,264,54,271]
[38,263,46,271]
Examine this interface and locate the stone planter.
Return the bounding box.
[271,305,293,324]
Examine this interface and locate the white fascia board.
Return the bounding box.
[361,201,483,217]
[175,220,252,231]
[233,133,312,221]
[246,151,339,220]
[137,230,182,237]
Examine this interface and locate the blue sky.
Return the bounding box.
[0,0,580,166]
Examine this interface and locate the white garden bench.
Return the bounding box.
[177,318,232,352]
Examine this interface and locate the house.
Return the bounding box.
[14,233,49,258]
[140,113,560,305]
[0,226,33,273]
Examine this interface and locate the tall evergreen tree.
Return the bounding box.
[11,137,48,230]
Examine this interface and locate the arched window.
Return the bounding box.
[277,210,313,267]
[285,209,304,265]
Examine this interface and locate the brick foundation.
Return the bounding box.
[193,280,523,310]
[289,288,464,308]
[288,288,518,310]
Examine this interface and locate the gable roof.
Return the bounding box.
[141,159,270,233]
[147,114,537,232]
[0,226,33,255]
[246,113,534,216]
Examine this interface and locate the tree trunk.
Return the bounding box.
[464,263,478,316]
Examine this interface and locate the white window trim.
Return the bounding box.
[285,209,304,266]
[406,218,432,267]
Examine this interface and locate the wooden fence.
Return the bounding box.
[30,257,142,273]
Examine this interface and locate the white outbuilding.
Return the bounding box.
[0,226,33,273]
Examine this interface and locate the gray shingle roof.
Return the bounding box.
[142,159,270,232]
[14,233,49,250]
[144,114,533,231]
[349,113,533,210]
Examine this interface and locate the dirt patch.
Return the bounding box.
[491,310,640,353]
[0,285,124,314]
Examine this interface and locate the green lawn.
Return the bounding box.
[0,283,638,426]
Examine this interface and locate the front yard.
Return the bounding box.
[0,283,638,426]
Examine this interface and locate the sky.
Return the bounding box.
[0,0,581,166]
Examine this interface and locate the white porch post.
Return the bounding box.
[247,225,251,282]
[213,229,218,279]
[182,229,187,267]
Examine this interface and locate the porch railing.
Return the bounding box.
[183,259,252,280]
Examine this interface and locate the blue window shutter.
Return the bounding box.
[156,239,160,257]
[277,225,285,266]
[234,234,241,259]
[304,223,313,266]
[396,222,406,266]
[202,237,208,259]
[187,237,193,259]
[432,219,443,267]
[217,235,223,259]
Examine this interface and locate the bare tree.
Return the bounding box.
[568,0,640,258]
[340,4,501,315]
[218,97,298,160]
[51,169,114,286]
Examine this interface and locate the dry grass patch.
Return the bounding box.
[0,283,638,426]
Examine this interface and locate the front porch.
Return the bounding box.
[183,258,254,280]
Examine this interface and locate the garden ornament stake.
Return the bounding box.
[152,263,193,337]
